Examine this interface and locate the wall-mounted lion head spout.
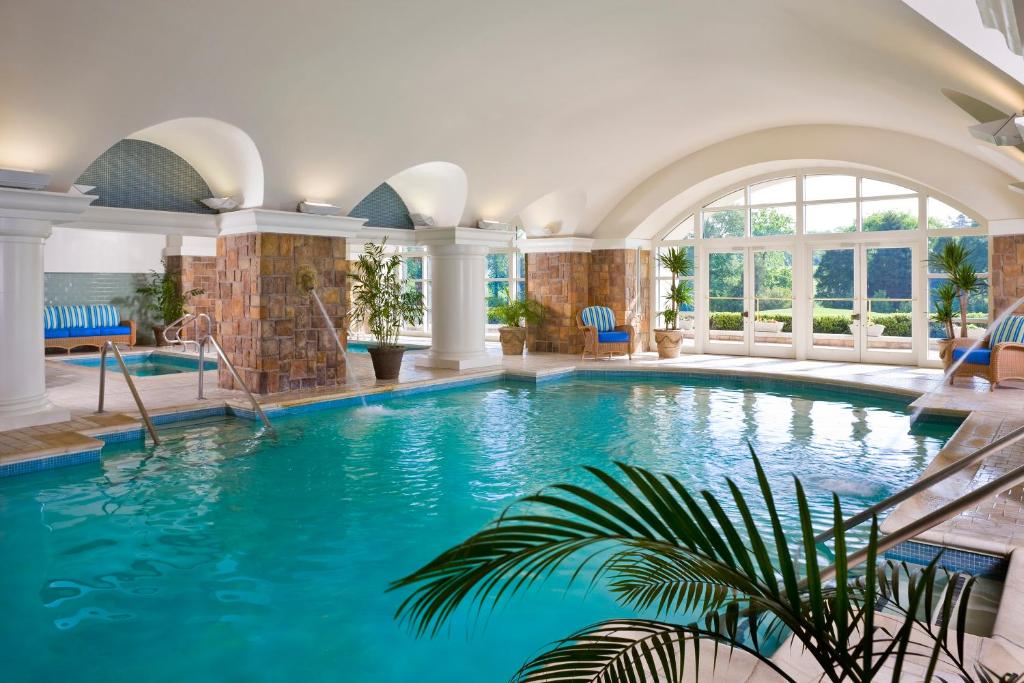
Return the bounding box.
[296,264,318,294]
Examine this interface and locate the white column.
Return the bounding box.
[0,188,94,431]
[415,227,513,370]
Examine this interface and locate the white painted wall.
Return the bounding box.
[44,227,165,273]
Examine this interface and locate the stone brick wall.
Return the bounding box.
[588,249,651,352]
[166,255,217,340]
[992,235,1024,316]
[526,249,653,355]
[526,252,591,354]
[215,233,348,394]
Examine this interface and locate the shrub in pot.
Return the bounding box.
[932,281,958,366]
[136,260,204,346]
[489,296,545,355]
[350,239,425,380]
[929,240,985,338]
[653,247,693,359]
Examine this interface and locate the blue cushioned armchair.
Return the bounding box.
[577,306,634,360]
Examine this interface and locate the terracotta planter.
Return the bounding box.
[654,328,684,359]
[153,325,170,346]
[937,338,956,368]
[367,345,406,380]
[498,327,527,355]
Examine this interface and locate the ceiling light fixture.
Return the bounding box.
[0,168,51,190]
[969,112,1024,146]
[298,200,340,216]
[477,219,512,231]
[201,196,241,212]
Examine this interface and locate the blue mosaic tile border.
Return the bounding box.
[94,428,145,444]
[0,449,102,477]
[152,406,228,425]
[884,540,1007,579]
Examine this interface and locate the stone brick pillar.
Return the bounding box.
[992,235,1024,316]
[525,251,591,354]
[165,254,217,340]
[588,248,651,352]
[215,232,348,394]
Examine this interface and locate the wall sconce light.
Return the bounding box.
[201,196,241,212]
[410,213,436,227]
[478,219,513,231]
[298,200,340,216]
[69,184,95,195]
[969,113,1024,146]
[0,168,51,190]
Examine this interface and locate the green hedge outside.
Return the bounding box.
[707,312,913,336]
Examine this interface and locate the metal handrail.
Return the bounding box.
[164,313,200,352]
[816,458,1024,584]
[203,335,272,431]
[97,341,160,444]
[814,422,1024,544]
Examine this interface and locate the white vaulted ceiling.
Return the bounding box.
[3,0,1024,236]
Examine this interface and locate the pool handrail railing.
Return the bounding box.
[97,340,161,444]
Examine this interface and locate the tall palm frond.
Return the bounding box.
[391,450,1006,682]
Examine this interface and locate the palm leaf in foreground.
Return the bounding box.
[390,451,1003,682]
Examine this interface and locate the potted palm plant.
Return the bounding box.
[929,241,985,338]
[653,247,693,358]
[489,296,545,355]
[350,239,425,380]
[136,261,203,346]
[932,281,959,366]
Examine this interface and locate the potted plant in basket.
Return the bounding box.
[136,261,204,346]
[932,281,958,365]
[350,239,426,380]
[653,247,693,358]
[489,296,545,355]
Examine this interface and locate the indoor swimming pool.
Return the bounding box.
[0,375,961,682]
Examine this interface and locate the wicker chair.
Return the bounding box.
[939,315,1024,390]
[577,306,634,360]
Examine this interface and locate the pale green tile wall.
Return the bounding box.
[44,273,160,344]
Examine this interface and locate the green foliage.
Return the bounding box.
[392,451,1006,682]
[658,247,694,330]
[862,210,917,232]
[708,312,912,336]
[350,239,425,348]
[750,207,795,236]
[930,240,987,338]
[931,282,958,340]
[136,260,204,325]
[488,296,545,328]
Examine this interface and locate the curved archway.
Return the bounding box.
[594,125,1024,240]
[515,188,587,236]
[380,162,467,227]
[128,117,264,207]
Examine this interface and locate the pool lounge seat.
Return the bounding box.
[940,314,1024,390]
[577,306,634,360]
[43,304,136,353]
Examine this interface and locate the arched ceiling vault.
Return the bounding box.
[2,0,1024,237]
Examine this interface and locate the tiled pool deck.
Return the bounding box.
[4,346,1024,679]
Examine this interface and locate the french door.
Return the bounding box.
[807,244,917,364]
[704,247,795,358]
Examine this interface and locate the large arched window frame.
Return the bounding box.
[651,168,989,367]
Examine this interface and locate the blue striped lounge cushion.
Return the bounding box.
[88,304,120,328]
[581,306,616,332]
[43,306,62,330]
[989,314,1024,347]
[58,305,89,329]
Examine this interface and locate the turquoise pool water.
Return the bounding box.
[64,352,217,377]
[346,341,429,353]
[0,376,959,682]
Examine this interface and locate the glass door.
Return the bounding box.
[862,245,916,364]
[807,244,917,363]
[705,250,748,354]
[809,246,860,361]
[751,248,795,358]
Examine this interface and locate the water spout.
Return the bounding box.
[308,286,369,408]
